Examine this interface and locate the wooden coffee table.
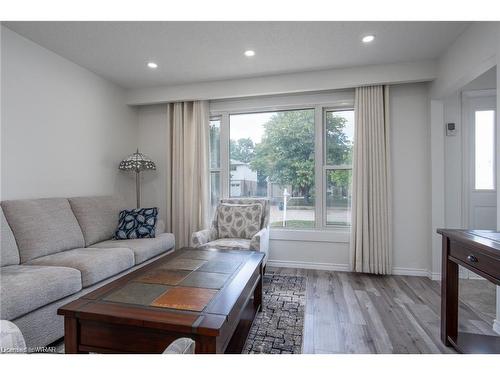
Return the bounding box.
[58,247,264,354]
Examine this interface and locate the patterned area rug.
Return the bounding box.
[243,273,306,354]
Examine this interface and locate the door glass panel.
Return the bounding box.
[475,110,495,190]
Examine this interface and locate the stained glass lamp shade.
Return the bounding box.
[119,149,156,208]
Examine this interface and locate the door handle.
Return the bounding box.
[467,255,478,263]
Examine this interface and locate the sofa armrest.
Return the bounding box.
[191,229,215,247]
[250,227,269,257]
[156,219,165,235]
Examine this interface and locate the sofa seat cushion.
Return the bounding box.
[90,233,175,265]
[0,265,82,321]
[26,248,134,287]
[68,196,127,247]
[198,238,251,250]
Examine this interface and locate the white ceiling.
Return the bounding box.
[4,21,470,89]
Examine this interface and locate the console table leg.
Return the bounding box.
[441,236,458,346]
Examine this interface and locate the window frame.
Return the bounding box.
[322,107,355,228]
[208,116,223,216]
[210,99,354,232]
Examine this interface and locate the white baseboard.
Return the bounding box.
[429,272,441,281]
[266,260,350,272]
[391,267,430,277]
[267,260,433,277]
[429,272,486,281]
[493,320,500,335]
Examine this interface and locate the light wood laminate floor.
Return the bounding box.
[267,267,498,354]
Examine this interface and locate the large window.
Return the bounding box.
[230,110,315,228]
[210,101,354,231]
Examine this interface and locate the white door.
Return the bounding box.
[464,91,497,230]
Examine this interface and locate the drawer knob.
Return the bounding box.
[467,255,478,263]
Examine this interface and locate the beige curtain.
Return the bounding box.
[165,101,210,248]
[350,86,392,274]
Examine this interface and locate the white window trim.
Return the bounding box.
[209,91,354,234]
[322,107,355,229]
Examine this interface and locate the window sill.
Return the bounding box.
[269,228,350,243]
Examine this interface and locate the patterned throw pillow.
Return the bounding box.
[114,208,158,240]
[217,203,262,239]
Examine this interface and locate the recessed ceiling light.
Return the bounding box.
[244,50,255,57]
[147,62,158,69]
[362,35,375,43]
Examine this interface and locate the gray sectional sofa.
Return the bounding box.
[0,196,175,350]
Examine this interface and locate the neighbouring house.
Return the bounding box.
[230,159,258,197]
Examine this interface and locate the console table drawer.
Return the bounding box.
[449,240,500,280]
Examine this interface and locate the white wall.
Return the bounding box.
[390,83,432,274]
[136,105,169,224]
[431,22,499,99]
[1,27,138,202]
[443,92,463,228]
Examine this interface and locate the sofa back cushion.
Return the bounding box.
[1,198,85,263]
[0,206,20,266]
[69,196,128,246]
[217,203,263,239]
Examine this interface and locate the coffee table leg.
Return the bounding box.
[64,317,87,354]
[254,263,263,312]
[64,317,78,353]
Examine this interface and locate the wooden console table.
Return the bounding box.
[437,229,500,354]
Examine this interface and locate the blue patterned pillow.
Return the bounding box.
[114,208,158,240]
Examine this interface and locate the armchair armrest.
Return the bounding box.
[191,228,217,247]
[250,227,269,259]
[163,338,195,354]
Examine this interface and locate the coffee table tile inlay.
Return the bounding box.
[180,271,230,289]
[135,269,191,285]
[160,258,207,271]
[199,259,242,274]
[151,286,218,311]
[103,282,169,306]
[58,248,264,354]
[179,249,220,261]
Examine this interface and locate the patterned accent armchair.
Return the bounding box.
[163,338,195,354]
[191,198,270,264]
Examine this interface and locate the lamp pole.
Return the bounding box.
[136,170,141,208]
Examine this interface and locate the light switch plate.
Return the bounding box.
[446,122,457,136]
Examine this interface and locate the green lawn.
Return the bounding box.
[270,220,314,229]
